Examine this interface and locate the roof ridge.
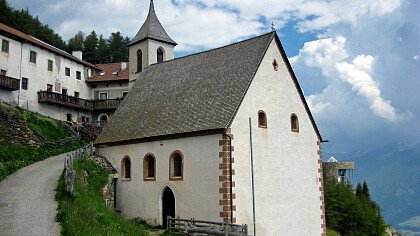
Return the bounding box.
[147,31,275,69]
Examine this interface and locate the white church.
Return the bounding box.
[95,0,326,235]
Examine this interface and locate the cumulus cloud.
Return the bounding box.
[292,36,399,122]
[336,55,397,121]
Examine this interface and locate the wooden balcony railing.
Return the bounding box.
[38,91,94,110]
[37,91,124,111]
[93,98,123,110]
[0,74,20,90]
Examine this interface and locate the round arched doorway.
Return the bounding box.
[162,187,175,228]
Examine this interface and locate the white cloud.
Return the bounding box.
[293,36,399,122]
[336,55,397,121]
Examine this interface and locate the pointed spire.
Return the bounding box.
[128,0,177,46]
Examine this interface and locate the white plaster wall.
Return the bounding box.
[0,35,94,120]
[97,134,222,226]
[0,35,21,103]
[128,40,174,89]
[90,82,129,99]
[128,42,148,85]
[230,39,323,235]
[147,40,174,65]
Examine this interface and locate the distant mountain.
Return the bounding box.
[325,141,420,235]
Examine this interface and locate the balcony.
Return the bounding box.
[93,98,123,110]
[37,91,123,111]
[0,75,20,90]
[38,91,94,110]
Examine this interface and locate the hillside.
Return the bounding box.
[0,104,85,181]
[328,142,420,234]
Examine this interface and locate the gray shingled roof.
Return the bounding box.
[129,0,177,46]
[95,32,275,145]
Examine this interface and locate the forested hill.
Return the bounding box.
[0,0,129,64]
[0,0,66,49]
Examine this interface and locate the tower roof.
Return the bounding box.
[128,0,177,46]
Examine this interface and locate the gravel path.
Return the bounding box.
[0,153,66,236]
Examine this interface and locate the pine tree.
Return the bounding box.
[67,31,84,53]
[83,31,98,63]
[96,35,110,64]
[108,31,127,62]
[355,182,363,197]
[362,181,370,199]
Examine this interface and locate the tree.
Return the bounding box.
[108,31,128,62]
[83,31,98,63]
[362,181,370,199]
[67,31,84,53]
[324,179,386,235]
[0,0,66,49]
[96,35,110,64]
[355,182,363,198]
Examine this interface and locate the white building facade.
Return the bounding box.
[95,2,326,235]
[0,23,131,122]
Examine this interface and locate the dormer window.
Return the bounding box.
[291,113,299,132]
[99,71,106,76]
[137,49,143,72]
[258,110,267,128]
[157,48,164,63]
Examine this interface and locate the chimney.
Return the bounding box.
[121,62,127,71]
[72,51,83,60]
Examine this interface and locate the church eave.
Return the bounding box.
[94,128,225,147]
[127,36,177,47]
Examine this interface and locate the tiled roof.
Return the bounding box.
[128,0,177,46]
[87,63,129,83]
[95,32,275,145]
[0,23,98,69]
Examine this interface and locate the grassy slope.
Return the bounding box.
[0,141,86,181]
[0,105,84,181]
[21,110,70,141]
[55,158,163,236]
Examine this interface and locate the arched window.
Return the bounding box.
[137,49,143,73]
[121,156,131,180]
[258,110,267,128]
[169,151,183,180]
[143,154,156,181]
[157,48,164,63]
[291,113,299,132]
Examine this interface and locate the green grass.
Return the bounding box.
[0,141,87,182]
[21,111,70,141]
[327,228,340,236]
[55,158,165,236]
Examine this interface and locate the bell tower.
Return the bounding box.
[128,0,177,86]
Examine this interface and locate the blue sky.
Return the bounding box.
[7,0,420,154]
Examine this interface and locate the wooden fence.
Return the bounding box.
[167,217,248,236]
[64,143,94,193]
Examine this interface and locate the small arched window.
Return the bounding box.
[258,110,267,128]
[121,156,131,180]
[137,49,143,73]
[291,113,299,132]
[272,59,279,71]
[143,154,156,181]
[157,48,164,63]
[170,151,183,180]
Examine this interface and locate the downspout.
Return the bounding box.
[224,129,234,223]
[249,117,256,235]
[17,40,25,105]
